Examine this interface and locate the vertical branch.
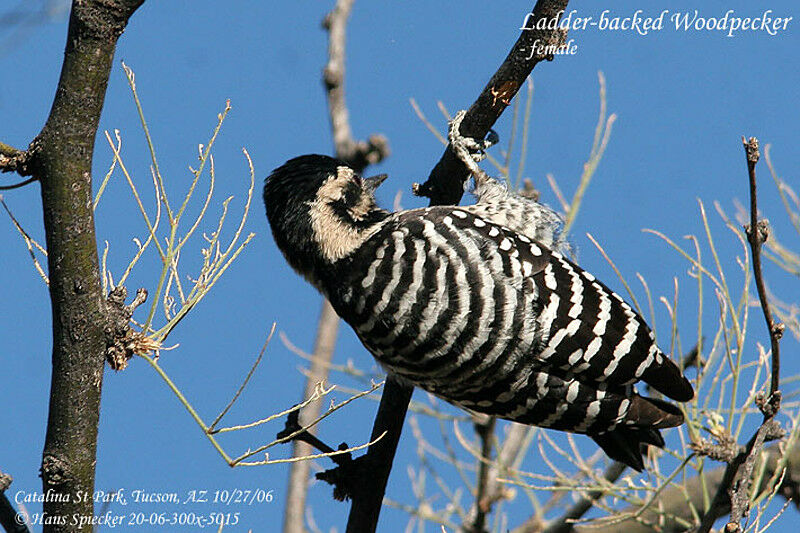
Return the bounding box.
[695,137,786,533]
[463,416,497,533]
[463,424,531,531]
[283,301,340,533]
[282,1,389,532]
[322,0,389,173]
[743,137,782,400]
[0,2,146,531]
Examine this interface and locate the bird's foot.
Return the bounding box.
[448,110,499,186]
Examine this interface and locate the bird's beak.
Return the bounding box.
[363,173,388,193]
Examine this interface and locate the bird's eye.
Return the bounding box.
[341,181,361,207]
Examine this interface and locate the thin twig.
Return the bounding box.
[0,176,36,190]
[742,137,782,402]
[284,1,391,531]
[209,323,276,431]
[539,462,627,533]
[0,195,49,285]
[696,137,786,533]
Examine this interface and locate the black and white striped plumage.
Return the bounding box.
[264,154,694,471]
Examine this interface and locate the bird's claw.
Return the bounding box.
[448,110,497,185]
[448,110,498,163]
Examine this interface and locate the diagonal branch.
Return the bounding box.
[572,442,800,533]
[414,0,570,206]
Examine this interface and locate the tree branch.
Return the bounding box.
[743,137,783,403]
[0,470,31,533]
[572,442,800,533]
[693,137,786,533]
[539,462,627,533]
[322,0,390,172]
[463,416,498,533]
[345,374,414,533]
[12,1,146,531]
[414,0,570,206]
[0,141,31,176]
[463,424,532,532]
[283,301,341,533]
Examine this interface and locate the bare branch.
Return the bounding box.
[537,462,627,533]
[322,0,390,172]
[695,137,786,533]
[6,1,148,530]
[345,374,414,532]
[463,416,498,533]
[0,469,31,533]
[462,424,532,531]
[414,0,570,206]
[0,141,31,176]
[284,302,341,533]
[570,442,800,533]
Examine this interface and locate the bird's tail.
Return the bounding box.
[589,395,684,471]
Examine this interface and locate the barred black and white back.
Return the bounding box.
[264,154,694,471]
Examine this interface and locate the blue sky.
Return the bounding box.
[2,1,799,531]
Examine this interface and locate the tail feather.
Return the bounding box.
[590,395,685,471]
[590,426,664,472]
[643,358,694,402]
[626,395,685,429]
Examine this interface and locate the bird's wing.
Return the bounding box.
[457,204,693,402]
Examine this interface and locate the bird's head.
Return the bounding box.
[264,154,389,288]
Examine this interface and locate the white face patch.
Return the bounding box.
[307,168,383,262]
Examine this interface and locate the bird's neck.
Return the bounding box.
[308,203,390,264]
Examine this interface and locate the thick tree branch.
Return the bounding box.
[10,1,145,531]
[571,442,800,533]
[345,374,413,533]
[282,2,390,531]
[414,0,569,206]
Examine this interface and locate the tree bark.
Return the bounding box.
[8,1,146,531]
